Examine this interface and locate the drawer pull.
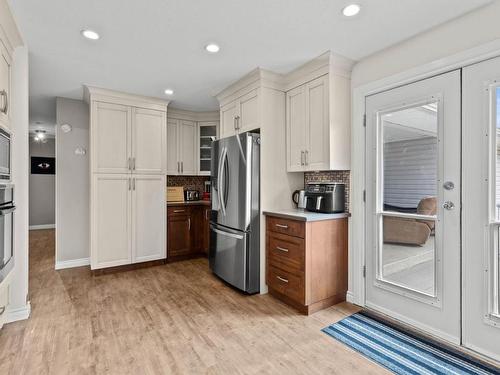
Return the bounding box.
[276,276,289,283]
[275,224,288,229]
[0,306,5,316]
[276,246,289,253]
[173,210,185,213]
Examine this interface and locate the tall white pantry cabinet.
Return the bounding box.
[85,87,169,270]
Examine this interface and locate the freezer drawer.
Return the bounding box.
[209,223,256,293]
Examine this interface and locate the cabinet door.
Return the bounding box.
[0,45,11,127]
[179,120,197,175]
[238,89,259,132]
[286,85,307,172]
[220,101,238,138]
[132,175,166,262]
[132,108,166,174]
[92,102,131,173]
[198,122,218,175]
[166,119,179,175]
[92,175,131,269]
[167,214,191,257]
[305,75,329,171]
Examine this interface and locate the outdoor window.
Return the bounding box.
[377,102,438,297]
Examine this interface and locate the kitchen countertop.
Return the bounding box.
[167,200,211,206]
[263,209,350,222]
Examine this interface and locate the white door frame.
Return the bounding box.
[349,38,500,308]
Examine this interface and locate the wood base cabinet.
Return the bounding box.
[265,215,348,315]
[167,204,210,260]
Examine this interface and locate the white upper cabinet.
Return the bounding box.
[179,120,197,175]
[92,102,131,174]
[0,44,11,128]
[285,53,353,172]
[92,101,167,175]
[219,89,260,138]
[198,122,218,175]
[166,118,179,174]
[132,107,166,174]
[132,175,166,262]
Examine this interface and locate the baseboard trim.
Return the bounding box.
[346,291,356,304]
[55,258,90,270]
[29,224,55,230]
[5,302,31,323]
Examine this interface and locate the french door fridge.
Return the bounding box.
[209,132,260,294]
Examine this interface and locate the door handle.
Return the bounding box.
[443,201,455,210]
[443,181,454,190]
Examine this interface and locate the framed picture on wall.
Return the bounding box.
[31,157,55,175]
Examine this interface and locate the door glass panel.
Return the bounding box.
[378,102,438,296]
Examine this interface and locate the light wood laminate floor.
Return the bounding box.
[0,230,388,374]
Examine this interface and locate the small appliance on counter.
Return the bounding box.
[202,181,211,201]
[305,183,345,213]
[167,186,184,203]
[184,189,200,201]
[292,189,307,210]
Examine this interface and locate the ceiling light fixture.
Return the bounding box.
[81,29,100,40]
[342,4,361,17]
[164,89,174,95]
[205,43,220,53]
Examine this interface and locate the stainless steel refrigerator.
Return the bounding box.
[209,132,260,294]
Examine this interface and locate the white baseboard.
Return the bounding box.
[29,224,55,230]
[6,301,31,323]
[346,291,356,304]
[55,258,90,270]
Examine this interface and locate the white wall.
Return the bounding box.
[55,98,89,267]
[8,45,30,322]
[349,0,500,306]
[352,1,500,88]
[29,138,55,227]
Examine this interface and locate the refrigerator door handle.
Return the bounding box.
[210,225,244,240]
[218,147,227,216]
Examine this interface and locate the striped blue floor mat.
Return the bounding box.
[322,313,500,375]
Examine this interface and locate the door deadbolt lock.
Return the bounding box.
[443,181,455,190]
[443,201,455,210]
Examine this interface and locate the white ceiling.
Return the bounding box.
[8,0,491,127]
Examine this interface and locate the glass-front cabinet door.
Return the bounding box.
[198,122,218,176]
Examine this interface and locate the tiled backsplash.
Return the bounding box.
[304,170,351,212]
[167,175,210,193]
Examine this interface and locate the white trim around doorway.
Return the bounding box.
[29,224,55,230]
[349,38,500,307]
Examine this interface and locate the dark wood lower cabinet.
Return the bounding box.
[167,204,210,261]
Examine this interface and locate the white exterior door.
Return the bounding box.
[286,85,307,172]
[132,175,166,263]
[462,56,500,362]
[305,75,329,171]
[132,107,166,174]
[179,120,196,175]
[92,174,131,269]
[92,102,131,174]
[166,119,179,175]
[365,71,461,344]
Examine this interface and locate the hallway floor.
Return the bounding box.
[0,230,388,375]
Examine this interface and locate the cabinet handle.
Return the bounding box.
[305,150,309,166]
[173,209,185,213]
[132,158,136,171]
[132,178,136,191]
[188,217,191,231]
[128,157,131,170]
[0,305,5,315]
[177,162,180,173]
[275,224,288,229]
[181,161,183,173]
[0,90,7,114]
[300,151,304,166]
[276,276,289,283]
[205,209,209,220]
[128,178,131,191]
[276,246,289,253]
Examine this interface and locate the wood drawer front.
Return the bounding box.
[267,266,304,304]
[267,232,304,272]
[266,216,305,238]
[167,206,190,216]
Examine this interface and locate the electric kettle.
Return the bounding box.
[292,189,307,210]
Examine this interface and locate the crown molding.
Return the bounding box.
[167,107,219,122]
[84,86,170,112]
[0,0,24,53]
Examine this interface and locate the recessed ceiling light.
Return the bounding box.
[342,4,361,17]
[205,43,220,53]
[81,29,100,40]
[164,89,174,95]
